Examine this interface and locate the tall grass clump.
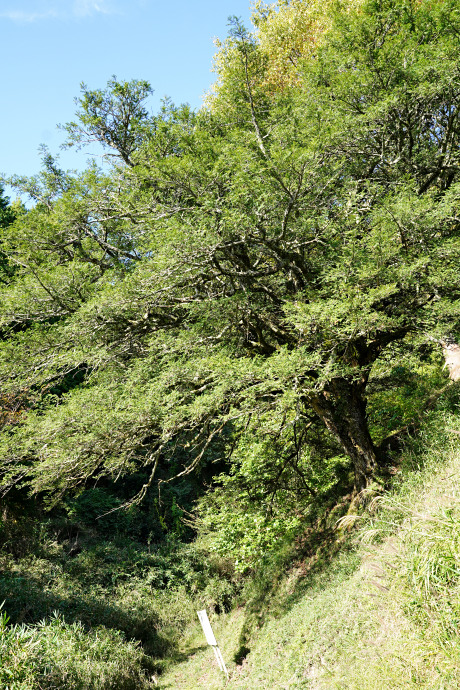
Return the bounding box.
[0,609,36,690]
[0,609,157,689]
[401,504,460,635]
[371,489,460,662]
[358,402,460,683]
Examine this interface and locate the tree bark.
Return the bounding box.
[309,377,379,493]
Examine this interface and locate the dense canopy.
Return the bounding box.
[1,0,459,544]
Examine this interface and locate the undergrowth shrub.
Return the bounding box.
[0,523,241,664]
[65,488,143,538]
[0,610,35,689]
[0,609,156,689]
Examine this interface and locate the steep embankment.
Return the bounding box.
[159,403,460,689]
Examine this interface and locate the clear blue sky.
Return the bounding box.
[1,0,253,188]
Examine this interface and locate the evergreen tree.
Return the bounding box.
[0,0,459,509]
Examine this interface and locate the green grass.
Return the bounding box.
[0,610,157,689]
[158,401,460,689]
[0,527,238,688]
[2,388,460,688]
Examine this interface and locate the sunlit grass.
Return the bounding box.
[0,609,157,689]
[159,403,460,688]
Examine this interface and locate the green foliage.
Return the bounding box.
[196,409,350,572]
[0,187,17,230]
[5,2,460,686]
[65,488,142,537]
[61,76,154,166]
[0,609,156,690]
[367,344,447,442]
[0,186,19,286]
[159,401,460,689]
[2,0,460,583]
[0,504,241,659]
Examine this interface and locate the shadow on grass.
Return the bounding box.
[231,386,460,666]
[156,644,208,666]
[0,571,170,658]
[153,643,209,687]
[232,506,361,665]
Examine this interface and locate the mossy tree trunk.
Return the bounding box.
[310,376,379,493]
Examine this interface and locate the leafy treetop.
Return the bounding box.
[0,0,459,513]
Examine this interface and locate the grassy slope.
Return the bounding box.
[159,401,460,689]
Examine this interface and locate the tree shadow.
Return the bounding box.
[0,570,170,657]
[232,515,360,665]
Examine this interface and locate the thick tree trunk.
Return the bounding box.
[309,377,379,493]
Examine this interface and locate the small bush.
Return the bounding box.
[0,610,156,690]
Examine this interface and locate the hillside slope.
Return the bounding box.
[159,400,460,689]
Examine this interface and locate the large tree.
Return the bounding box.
[0,0,459,506]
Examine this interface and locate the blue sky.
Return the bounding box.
[1,0,253,190]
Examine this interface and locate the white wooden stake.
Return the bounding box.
[197,609,229,680]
